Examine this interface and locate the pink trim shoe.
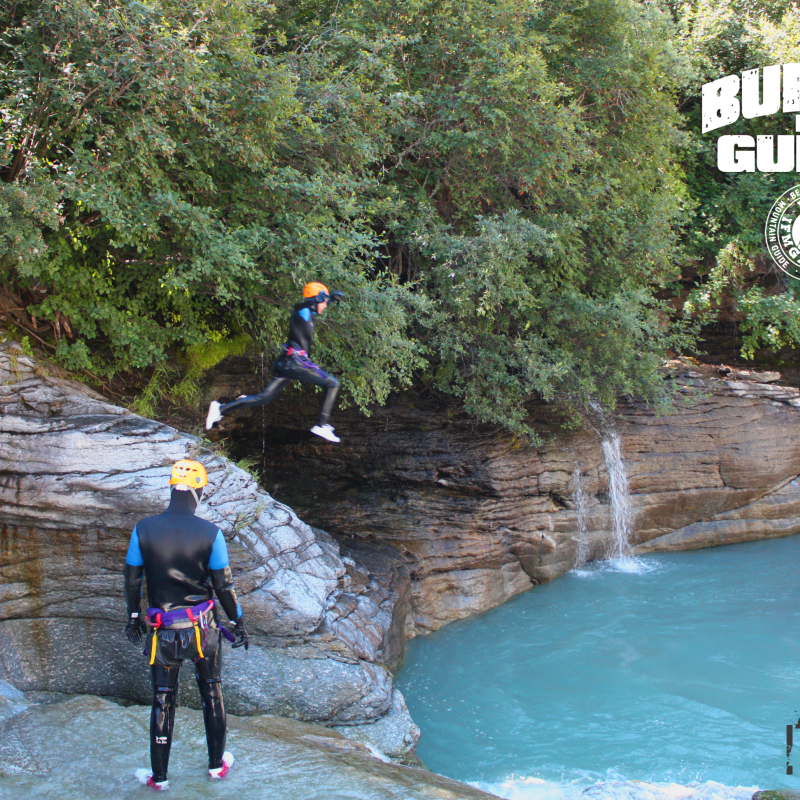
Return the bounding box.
[135,768,168,790]
[208,751,235,780]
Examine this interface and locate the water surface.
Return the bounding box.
[396,536,800,798]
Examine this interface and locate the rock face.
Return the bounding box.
[5,337,800,763]
[0,686,497,799]
[210,364,800,637]
[0,343,417,757]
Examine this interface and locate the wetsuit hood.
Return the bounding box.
[167,487,201,514]
[294,297,319,315]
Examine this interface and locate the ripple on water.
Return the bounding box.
[571,557,665,578]
[396,535,800,797]
[472,777,759,800]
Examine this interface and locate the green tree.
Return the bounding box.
[0,0,424,408]
[2,0,700,433]
[317,0,692,427]
[676,0,800,362]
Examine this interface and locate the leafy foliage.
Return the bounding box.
[685,241,800,360]
[675,0,800,360]
[0,0,421,407]
[0,0,723,433]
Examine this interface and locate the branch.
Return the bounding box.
[1,314,123,398]
[2,313,56,350]
[252,294,291,309]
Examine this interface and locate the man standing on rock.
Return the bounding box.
[205,281,344,442]
[123,459,249,790]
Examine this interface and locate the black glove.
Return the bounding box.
[329,290,344,302]
[210,566,241,622]
[125,613,146,645]
[232,617,249,650]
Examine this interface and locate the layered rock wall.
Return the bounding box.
[4,337,800,757]
[0,344,417,756]
[213,367,800,635]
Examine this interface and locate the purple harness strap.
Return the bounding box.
[218,622,236,643]
[146,599,214,628]
[146,599,236,643]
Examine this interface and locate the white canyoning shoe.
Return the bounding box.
[205,401,222,430]
[135,769,169,790]
[311,424,340,443]
[208,751,235,780]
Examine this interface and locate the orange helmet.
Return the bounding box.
[169,459,208,489]
[303,282,330,302]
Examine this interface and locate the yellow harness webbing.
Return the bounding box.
[148,611,163,665]
[187,609,205,659]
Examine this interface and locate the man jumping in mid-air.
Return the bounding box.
[205,282,343,443]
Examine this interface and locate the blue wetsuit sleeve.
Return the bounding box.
[209,531,242,617]
[209,530,230,570]
[298,307,311,322]
[125,528,144,566]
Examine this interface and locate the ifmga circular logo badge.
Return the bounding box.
[765,185,800,279]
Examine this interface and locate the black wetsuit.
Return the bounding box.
[217,298,340,425]
[124,490,242,783]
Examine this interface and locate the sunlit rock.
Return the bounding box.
[0,343,416,757]
[0,694,496,799]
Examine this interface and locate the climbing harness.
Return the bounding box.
[146,599,235,665]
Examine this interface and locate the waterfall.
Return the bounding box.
[572,467,590,568]
[581,402,641,570]
[601,432,634,562]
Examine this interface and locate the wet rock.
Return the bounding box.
[321,534,413,670]
[0,680,26,723]
[0,343,414,752]
[752,792,800,800]
[0,694,499,799]
[333,687,421,762]
[636,477,800,552]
